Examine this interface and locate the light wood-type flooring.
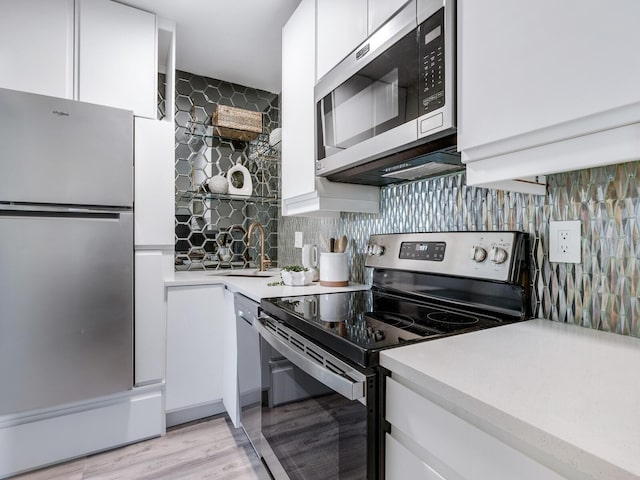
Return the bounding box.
[12,415,270,480]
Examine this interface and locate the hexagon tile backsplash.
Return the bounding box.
[162,71,281,271]
[279,162,640,338]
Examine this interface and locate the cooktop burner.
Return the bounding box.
[426,311,479,325]
[367,311,415,329]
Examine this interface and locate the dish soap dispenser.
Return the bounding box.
[227,160,253,196]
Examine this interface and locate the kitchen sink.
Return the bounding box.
[209,268,281,278]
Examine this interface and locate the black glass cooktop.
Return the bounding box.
[260,289,512,367]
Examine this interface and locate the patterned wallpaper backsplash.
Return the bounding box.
[279,161,640,337]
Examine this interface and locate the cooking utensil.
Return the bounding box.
[336,235,347,253]
[329,237,335,253]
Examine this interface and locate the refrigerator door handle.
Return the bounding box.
[0,204,123,219]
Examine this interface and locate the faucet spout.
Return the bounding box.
[247,222,270,271]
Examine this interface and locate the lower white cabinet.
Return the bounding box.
[385,376,565,480]
[165,285,226,422]
[134,250,172,385]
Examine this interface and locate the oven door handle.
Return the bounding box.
[256,316,366,402]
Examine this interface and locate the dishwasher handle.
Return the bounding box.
[255,315,366,402]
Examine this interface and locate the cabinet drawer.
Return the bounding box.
[386,376,565,480]
[386,433,446,480]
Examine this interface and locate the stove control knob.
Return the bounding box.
[489,246,509,264]
[470,246,487,262]
[371,244,385,256]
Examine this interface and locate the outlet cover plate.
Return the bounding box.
[294,231,303,248]
[549,220,581,263]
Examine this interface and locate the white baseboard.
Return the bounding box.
[166,400,226,428]
[0,388,164,479]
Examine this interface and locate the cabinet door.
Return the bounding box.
[78,0,156,118]
[386,434,446,480]
[166,285,225,412]
[459,0,640,175]
[134,118,174,247]
[316,0,367,82]
[134,250,167,385]
[386,377,565,479]
[0,0,74,98]
[282,0,316,201]
[282,0,380,216]
[368,0,409,34]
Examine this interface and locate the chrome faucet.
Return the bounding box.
[247,222,271,271]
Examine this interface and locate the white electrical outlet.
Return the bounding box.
[294,231,304,248]
[549,221,581,263]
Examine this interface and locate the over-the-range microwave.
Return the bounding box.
[315,0,461,186]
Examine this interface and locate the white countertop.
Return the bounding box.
[165,270,369,302]
[380,319,640,480]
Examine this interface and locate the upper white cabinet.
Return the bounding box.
[0,0,74,98]
[316,0,367,81]
[78,0,157,118]
[458,0,640,189]
[368,0,409,34]
[134,118,175,247]
[316,0,408,82]
[282,0,379,217]
[0,0,163,119]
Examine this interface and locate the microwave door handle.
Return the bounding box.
[255,317,365,402]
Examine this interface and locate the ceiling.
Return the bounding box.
[118,0,301,94]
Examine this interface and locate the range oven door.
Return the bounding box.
[256,315,378,480]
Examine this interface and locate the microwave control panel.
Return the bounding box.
[420,7,445,114]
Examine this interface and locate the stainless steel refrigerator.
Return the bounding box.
[0,88,134,415]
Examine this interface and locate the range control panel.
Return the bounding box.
[399,241,446,261]
[365,231,527,283]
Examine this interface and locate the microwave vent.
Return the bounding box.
[381,153,462,180]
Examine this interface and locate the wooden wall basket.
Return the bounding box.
[212,105,262,141]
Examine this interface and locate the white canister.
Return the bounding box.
[319,252,349,287]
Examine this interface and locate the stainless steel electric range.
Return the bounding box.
[255,231,531,480]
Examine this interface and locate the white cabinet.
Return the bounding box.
[0,0,162,118]
[78,0,156,118]
[458,0,640,192]
[315,0,408,82]
[282,0,379,217]
[166,285,225,416]
[134,250,172,385]
[316,0,367,81]
[133,118,174,386]
[368,0,409,33]
[134,118,175,247]
[0,0,74,98]
[385,376,565,480]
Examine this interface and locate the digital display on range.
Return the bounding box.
[399,241,446,261]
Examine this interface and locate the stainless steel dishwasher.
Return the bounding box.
[234,293,262,456]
